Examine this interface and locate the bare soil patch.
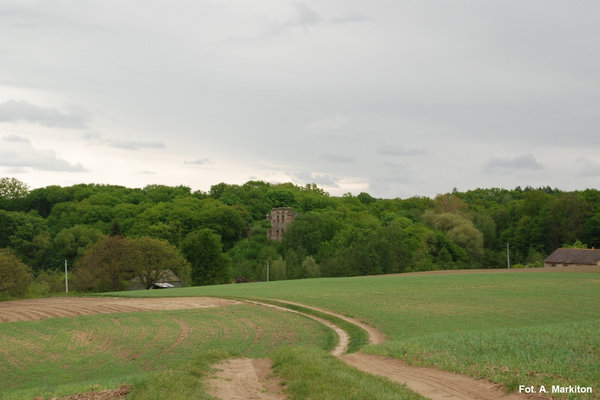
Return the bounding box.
[0,297,240,323]
[207,358,286,400]
[33,385,130,400]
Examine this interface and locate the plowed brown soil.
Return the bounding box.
[32,385,130,400]
[0,297,240,323]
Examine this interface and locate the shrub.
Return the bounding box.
[0,248,33,298]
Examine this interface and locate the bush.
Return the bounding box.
[28,269,67,297]
[0,248,33,298]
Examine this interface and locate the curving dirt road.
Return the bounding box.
[241,299,531,400]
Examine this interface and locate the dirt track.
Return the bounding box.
[207,358,286,400]
[341,353,525,400]
[213,299,531,400]
[0,296,240,323]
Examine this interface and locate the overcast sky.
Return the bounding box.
[1,1,599,198]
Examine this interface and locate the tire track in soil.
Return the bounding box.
[241,299,534,400]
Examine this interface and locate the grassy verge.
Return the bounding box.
[273,345,426,400]
[0,305,332,400]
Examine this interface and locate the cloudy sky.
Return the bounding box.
[1,1,599,198]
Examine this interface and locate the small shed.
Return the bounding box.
[129,269,182,290]
[544,248,600,268]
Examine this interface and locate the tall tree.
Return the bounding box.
[181,229,232,286]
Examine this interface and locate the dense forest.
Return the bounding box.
[1,177,599,297]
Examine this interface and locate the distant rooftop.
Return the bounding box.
[544,248,600,265]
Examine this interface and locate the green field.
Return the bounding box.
[2,271,599,399]
[110,271,600,399]
[0,305,332,399]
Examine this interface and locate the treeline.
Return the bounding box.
[1,177,599,296]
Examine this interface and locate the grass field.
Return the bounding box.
[0,305,332,399]
[2,271,598,399]
[109,271,600,399]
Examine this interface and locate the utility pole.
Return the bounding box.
[506,243,510,269]
[266,260,270,282]
[64,259,69,293]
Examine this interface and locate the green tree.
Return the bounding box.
[0,248,33,297]
[282,212,341,257]
[321,222,390,277]
[269,258,287,281]
[423,211,484,265]
[0,177,29,199]
[181,229,232,285]
[385,217,438,272]
[73,235,191,292]
[130,237,191,289]
[302,256,320,278]
[0,210,52,270]
[72,236,135,292]
[53,225,103,262]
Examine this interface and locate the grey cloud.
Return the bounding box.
[291,3,320,26]
[108,139,164,150]
[0,136,87,172]
[304,114,349,136]
[377,146,425,156]
[0,100,89,129]
[322,154,355,163]
[3,134,29,142]
[331,13,368,24]
[576,158,600,177]
[184,158,211,165]
[291,171,339,187]
[268,2,321,36]
[269,3,368,36]
[485,154,543,171]
[5,167,28,174]
[83,132,164,150]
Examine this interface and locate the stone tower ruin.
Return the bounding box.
[266,207,297,241]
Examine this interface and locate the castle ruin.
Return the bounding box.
[266,207,297,241]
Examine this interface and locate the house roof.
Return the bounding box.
[544,248,600,265]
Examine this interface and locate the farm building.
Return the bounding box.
[543,248,600,268]
[266,207,297,241]
[129,269,182,290]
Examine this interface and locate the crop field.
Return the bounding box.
[112,270,600,399]
[1,269,598,399]
[0,304,333,400]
